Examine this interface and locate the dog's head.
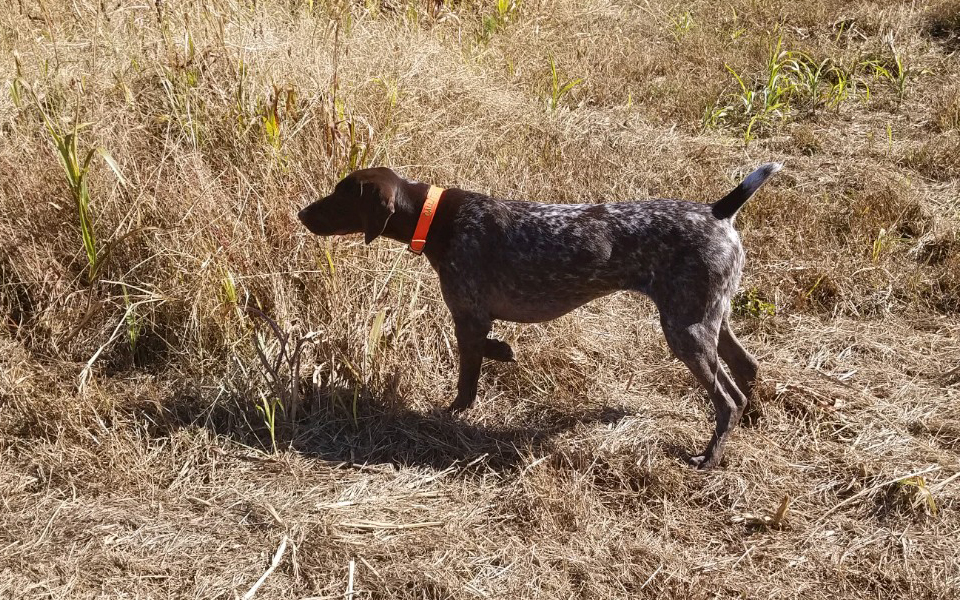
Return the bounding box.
[298,167,400,244]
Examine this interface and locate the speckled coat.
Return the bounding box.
[298,163,782,469]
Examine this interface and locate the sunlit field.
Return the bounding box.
[2,1,959,597]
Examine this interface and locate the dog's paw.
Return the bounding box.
[740,400,762,427]
[483,338,516,362]
[446,398,474,413]
[689,454,719,470]
[741,380,774,426]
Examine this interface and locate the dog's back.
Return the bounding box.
[434,176,773,323]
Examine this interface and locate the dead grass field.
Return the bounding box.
[2,0,960,598]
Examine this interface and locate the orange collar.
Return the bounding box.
[409,185,445,254]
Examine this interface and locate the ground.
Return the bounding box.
[1,0,960,598]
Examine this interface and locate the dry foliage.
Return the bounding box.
[2,0,960,598]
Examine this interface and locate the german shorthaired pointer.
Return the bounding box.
[299,163,782,468]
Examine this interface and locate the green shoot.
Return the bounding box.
[896,476,938,515]
[247,307,317,449]
[872,228,887,263]
[352,384,359,428]
[547,56,582,111]
[221,269,239,306]
[709,36,881,142]
[804,275,826,303]
[883,35,927,105]
[479,0,520,43]
[256,391,282,454]
[13,78,127,283]
[733,288,776,318]
[670,10,694,41]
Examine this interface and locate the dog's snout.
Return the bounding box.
[298,199,338,236]
[298,200,322,225]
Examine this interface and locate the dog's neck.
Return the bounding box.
[380,179,436,246]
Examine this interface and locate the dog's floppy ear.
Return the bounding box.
[361,180,396,245]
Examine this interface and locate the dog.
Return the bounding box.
[298,163,781,468]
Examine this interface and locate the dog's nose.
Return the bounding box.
[297,205,317,225]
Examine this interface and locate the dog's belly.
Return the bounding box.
[486,281,615,323]
[490,301,594,323]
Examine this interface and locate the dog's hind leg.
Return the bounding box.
[717,316,759,399]
[660,310,748,469]
[484,338,515,362]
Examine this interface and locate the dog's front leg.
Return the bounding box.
[447,317,491,412]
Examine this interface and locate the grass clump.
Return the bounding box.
[732,288,776,318]
[707,31,930,144]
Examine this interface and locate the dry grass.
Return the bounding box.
[2,0,960,598]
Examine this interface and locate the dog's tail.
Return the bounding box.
[711,162,783,220]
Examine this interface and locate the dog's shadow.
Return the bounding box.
[149,384,633,474]
[298,396,633,472]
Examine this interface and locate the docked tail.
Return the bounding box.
[711,162,783,220]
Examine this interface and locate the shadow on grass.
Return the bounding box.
[142,383,634,474]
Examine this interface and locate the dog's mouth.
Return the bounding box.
[298,208,345,236]
[303,223,351,237]
[298,216,354,237]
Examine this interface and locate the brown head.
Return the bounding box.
[298,167,404,245]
